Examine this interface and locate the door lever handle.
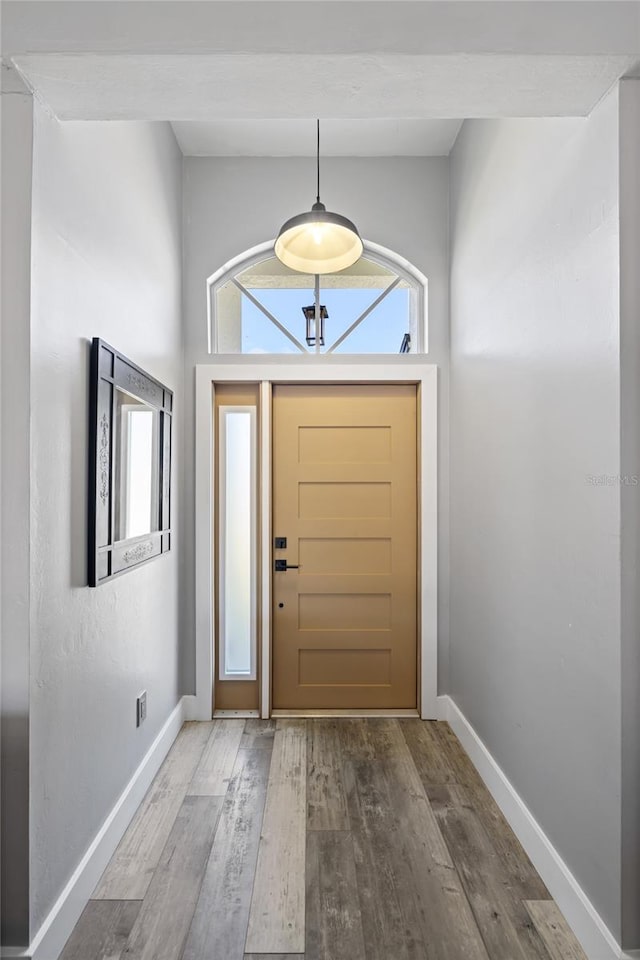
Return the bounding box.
[274,559,300,572]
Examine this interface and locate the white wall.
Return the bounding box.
[449,91,622,938]
[28,106,184,933]
[182,156,451,694]
[1,82,33,947]
[619,77,640,953]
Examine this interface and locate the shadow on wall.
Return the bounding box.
[1,712,30,945]
[69,339,92,589]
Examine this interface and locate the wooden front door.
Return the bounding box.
[272,384,417,709]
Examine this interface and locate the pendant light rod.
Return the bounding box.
[316,118,321,204]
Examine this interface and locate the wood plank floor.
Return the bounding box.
[60,719,587,960]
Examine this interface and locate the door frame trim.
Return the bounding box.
[194,358,438,720]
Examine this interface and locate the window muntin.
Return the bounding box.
[327,288,410,354]
[211,249,422,355]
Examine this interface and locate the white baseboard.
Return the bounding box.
[436,695,626,960]
[435,694,451,721]
[181,693,201,721]
[1,696,189,960]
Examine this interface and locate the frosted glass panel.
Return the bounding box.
[220,407,257,679]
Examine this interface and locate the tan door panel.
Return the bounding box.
[272,384,417,709]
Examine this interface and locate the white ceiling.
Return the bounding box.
[171,120,464,158]
[4,1,639,134]
[11,53,637,123]
[4,1,639,58]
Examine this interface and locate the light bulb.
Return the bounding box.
[312,224,324,245]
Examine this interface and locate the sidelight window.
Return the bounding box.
[218,405,257,680]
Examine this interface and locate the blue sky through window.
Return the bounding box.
[241,287,410,354]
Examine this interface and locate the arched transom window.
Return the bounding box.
[207,240,427,355]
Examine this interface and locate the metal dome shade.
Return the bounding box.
[275,201,363,275]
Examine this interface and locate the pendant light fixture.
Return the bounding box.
[275,120,363,275]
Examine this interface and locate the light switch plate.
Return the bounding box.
[137,691,147,727]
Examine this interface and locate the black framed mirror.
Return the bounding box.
[88,339,173,586]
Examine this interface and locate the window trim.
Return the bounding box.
[194,362,438,722]
[206,238,428,355]
[117,401,160,542]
